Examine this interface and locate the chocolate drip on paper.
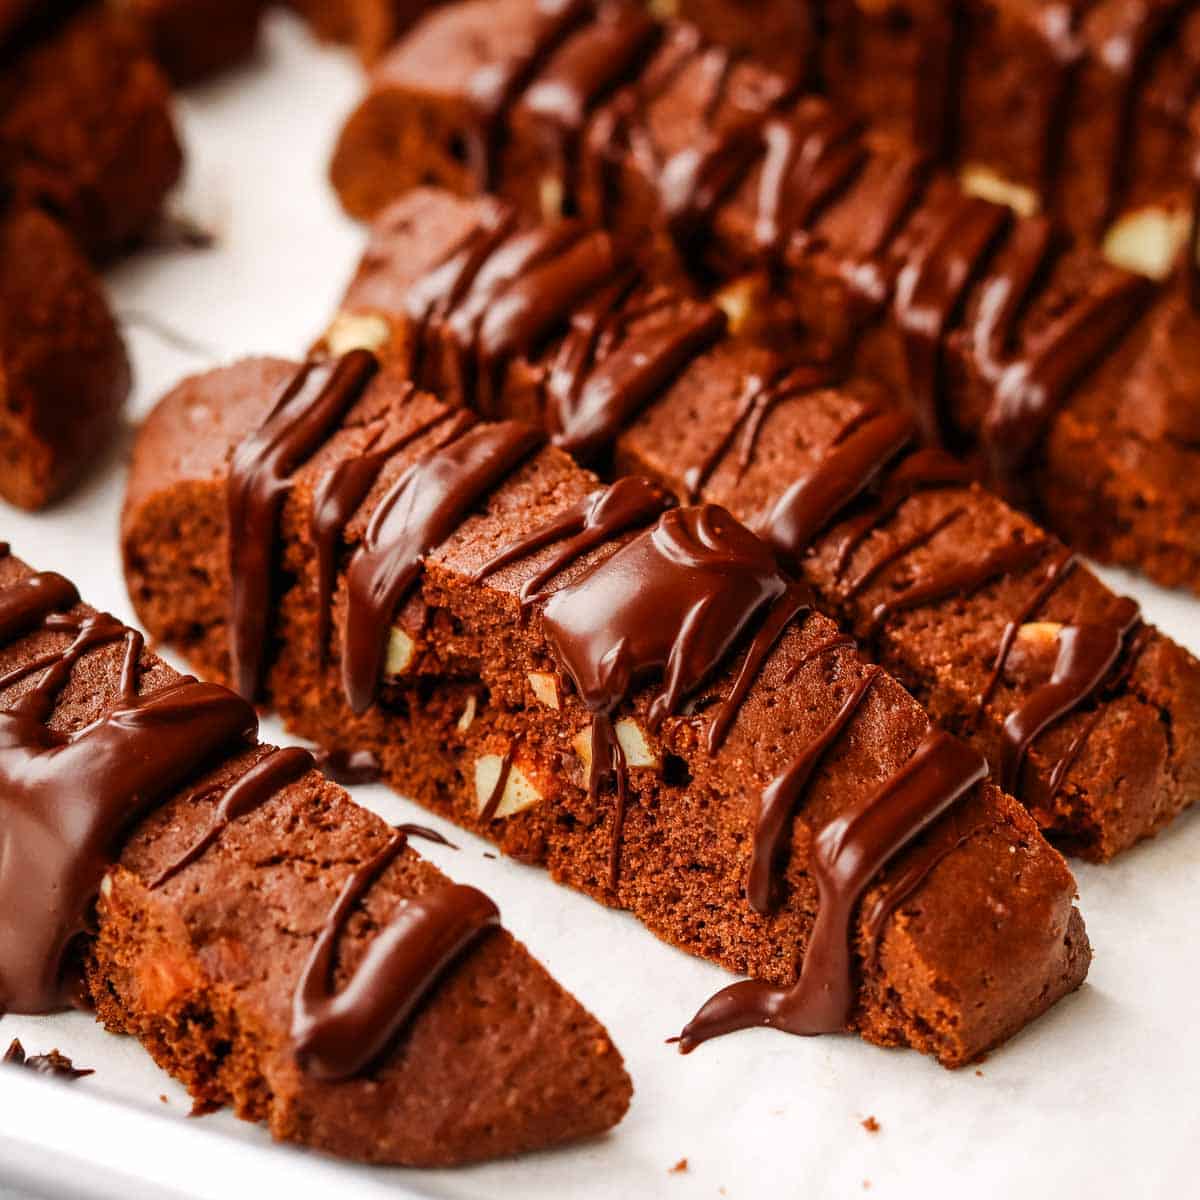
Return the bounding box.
[1000,596,1141,793]
[226,350,378,700]
[316,747,385,786]
[748,666,879,915]
[4,1039,93,1081]
[540,505,803,886]
[342,421,543,714]
[472,475,676,604]
[462,0,592,189]
[291,832,499,1082]
[679,729,986,1051]
[0,578,256,1013]
[150,746,315,889]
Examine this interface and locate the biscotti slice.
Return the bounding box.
[0,208,130,510]
[113,0,267,83]
[123,353,1090,1067]
[672,0,1200,251]
[0,4,182,258]
[287,0,447,63]
[328,6,1200,595]
[318,187,1200,860]
[0,546,630,1165]
[324,187,1200,859]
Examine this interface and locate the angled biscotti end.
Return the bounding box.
[0,548,630,1165]
[124,356,1090,1069]
[0,208,130,509]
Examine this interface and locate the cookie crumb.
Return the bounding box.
[669,1158,688,1174]
[861,1116,880,1133]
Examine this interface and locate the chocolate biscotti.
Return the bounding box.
[317,187,1200,861]
[114,0,267,83]
[123,352,1090,1067]
[0,3,182,259]
[672,0,1200,250]
[0,544,630,1164]
[328,2,1200,595]
[0,208,130,510]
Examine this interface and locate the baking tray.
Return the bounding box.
[1,14,1197,1199]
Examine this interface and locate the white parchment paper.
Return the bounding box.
[0,14,1197,1199]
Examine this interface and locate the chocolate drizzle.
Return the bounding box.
[472,474,676,605]
[679,729,987,1051]
[756,407,916,567]
[540,505,808,885]
[0,571,257,1013]
[290,832,499,1081]
[462,0,592,189]
[748,665,878,915]
[1000,595,1141,793]
[546,282,726,461]
[892,192,1010,444]
[227,351,378,700]
[981,272,1151,494]
[342,421,543,714]
[310,408,467,661]
[150,746,315,889]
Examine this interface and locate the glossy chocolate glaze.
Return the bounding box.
[291,832,499,1081]
[679,729,986,1050]
[342,421,543,714]
[227,351,378,700]
[0,562,257,1013]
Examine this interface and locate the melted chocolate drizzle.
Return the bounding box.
[1000,596,1141,793]
[4,1039,93,1081]
[150,746,315,889]
[540,504,808,886]
[0,568,257,1013]
[315,747,385,786]
[342,421,543,714]
[290,832,499,1081]
[472,474,677,605]
[227,351,378,700]
[679,729,986,1051]
[748,665,879,915]
[462,0,592,189]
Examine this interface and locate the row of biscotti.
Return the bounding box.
[669,0,1200,255]
[0,545,630,1163]
[327,0,1200,596]
[317,186,1200,862]
[122,350,1090,1068]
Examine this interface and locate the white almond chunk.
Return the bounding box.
[528,671,561,710]
[99,873,113,900]
[1102,206,1189,280]
[1017,621,1064,648]
[539,174,565,223]
[959,165,1040,219]
[324,310,392,356]
[714,275,763,336]
[456,694,478,733]
[572,719,660,771]
[384,626,415,677]
[474,754,543,818]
